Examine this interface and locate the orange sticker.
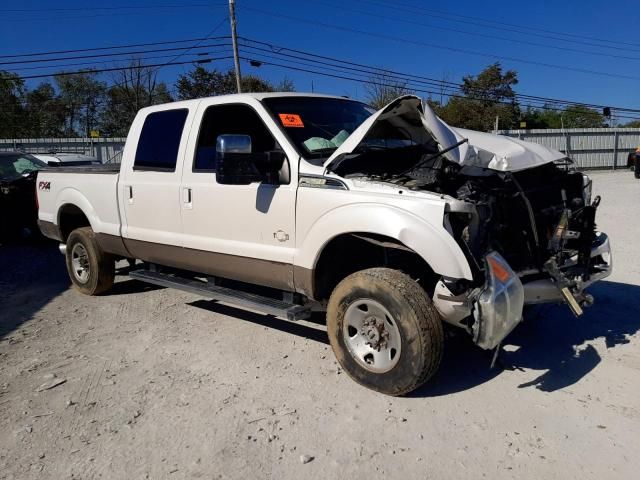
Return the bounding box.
[278,113,304,128]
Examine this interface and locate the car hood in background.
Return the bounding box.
[323,95,566,173]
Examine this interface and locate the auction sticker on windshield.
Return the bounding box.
[278,113,304,128]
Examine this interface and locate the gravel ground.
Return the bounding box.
[1,170,639,480]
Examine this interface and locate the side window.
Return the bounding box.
[134,109,189,171]
[193,104,279,172]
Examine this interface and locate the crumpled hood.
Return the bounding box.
[452,127,566,171]
[324,95,566,173]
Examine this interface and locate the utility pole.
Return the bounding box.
[229,0,242,93]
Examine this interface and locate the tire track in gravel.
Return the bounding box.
[66,358,110,478]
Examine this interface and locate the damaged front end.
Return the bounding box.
[323,95,612,350]
[440,162,612,349]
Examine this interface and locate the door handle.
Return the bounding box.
[183,187,193,209]
[126,185,133,204]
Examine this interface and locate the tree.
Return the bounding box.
[623,120,640,128]
[436,62,520,131]
[561,105,605,128]
[0,71,26,138]
[176,66,224,99]
[239,73,276,93]
[364,71,412,109]
[460,63,518,102]
[55,72,106,136]
[275,77,296,92]
[101,60,172,136]
[24,82,66,137]
[521,105,563,129]
[176,67,292,100]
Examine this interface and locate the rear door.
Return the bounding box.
[119,105,195,256]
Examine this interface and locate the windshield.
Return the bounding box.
[261,97,375,159]
[0,154,47,181]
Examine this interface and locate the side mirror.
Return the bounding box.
[254,151,286,185]
[216,134,286,185]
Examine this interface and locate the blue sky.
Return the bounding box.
[1,0,639,117]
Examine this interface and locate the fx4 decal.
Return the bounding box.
[38,181,51,191]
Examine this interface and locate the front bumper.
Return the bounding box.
[523,232,612,305]
[433,233,612,350]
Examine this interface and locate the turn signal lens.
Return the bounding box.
[487,255,512,283]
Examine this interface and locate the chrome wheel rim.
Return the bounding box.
[342,299,401,373]
[71,243,90,283]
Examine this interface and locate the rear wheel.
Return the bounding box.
[326,268,444,396]
[65,227,115,295]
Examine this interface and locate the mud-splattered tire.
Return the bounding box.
[65,227,115,295]
[326,268,444,396]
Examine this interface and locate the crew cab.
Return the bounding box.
[36,93,612,395]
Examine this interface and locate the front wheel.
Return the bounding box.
[65,227,115,295]
[326,268,444,396]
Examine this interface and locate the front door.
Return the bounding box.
[180,100,298,290]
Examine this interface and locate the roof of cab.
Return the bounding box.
[139,92,352,113]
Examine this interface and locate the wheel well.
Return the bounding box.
[313,233,438,302]
[58,204,91,242]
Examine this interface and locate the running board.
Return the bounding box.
[129,269,311,321]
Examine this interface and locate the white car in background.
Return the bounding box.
[33,153,101,167]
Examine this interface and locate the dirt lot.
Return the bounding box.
[1,170,639,480]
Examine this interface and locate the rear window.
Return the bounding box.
[0,154,46,181]
[134,109,188,171]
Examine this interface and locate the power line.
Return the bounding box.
[1,27,639,120]
[3,31,639,117]
[239,5,640,82]
[144,17,229,83]
[359,0,640,52]
[0,56,234,81]
[240,55,640,122]
[0,36,230,60]
[306,0,640,62]
[0,41,230,66]
[238,37,640,114]
[0,3,226,13]
[8,50,229,73]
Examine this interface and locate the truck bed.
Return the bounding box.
[37,165,122,239]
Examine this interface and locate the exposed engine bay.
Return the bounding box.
[330,141,608,317]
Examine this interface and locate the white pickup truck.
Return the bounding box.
[37,93,612,395]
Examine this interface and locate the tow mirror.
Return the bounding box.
[216,134,252,155]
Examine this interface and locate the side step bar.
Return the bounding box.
[129,269,311,321]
